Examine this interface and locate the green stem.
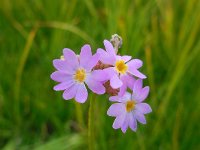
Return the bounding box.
[88,94,96,150]
[14,27,37,135]
[74,101,84,129]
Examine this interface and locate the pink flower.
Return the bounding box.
[107,79,151,133]
[50,44,106,103]
[97,40,146,96]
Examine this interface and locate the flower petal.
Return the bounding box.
[127,59,143,69]
[134,111,146,124]
[90,70,108,82]
[103,67,116,80]
[86,76,105,94]
[129,114,137,131]
[50,71,72,82]
[80,44,92,68]
[121,114,130,133]
[127,59,146,79]
[107,103,126,117]
[112,113,126,129]
[75,84,88,103]
[62,84,78,100]
[135,103,152,114]
[86,53,100,71]
[136,86,150,102]
[53,81,74,91]
[63,48,79,70]
[104,40,116,55]
[133,79,143,94]
[132,79,146,103]
[129,69,146,79]
[118,74,135,96]
[118,82,127,97]
[122,55,132,62]
[109,92,131,103]
[110,75,123,89]
[97,48,116,65]
[53,59,74,74]
[53,59,66,71]
[125,74,136,89]
[116,55,122,60]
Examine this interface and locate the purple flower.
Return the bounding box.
[107,79,151,133]
[97,40,146,96]
[50,44,106,103]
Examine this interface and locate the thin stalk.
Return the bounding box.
[88,93,96,150]
[74,101,84,129]
[14,26,38,134]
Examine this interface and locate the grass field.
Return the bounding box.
[0,0,200,149]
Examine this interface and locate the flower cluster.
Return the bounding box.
[50,35,152,133]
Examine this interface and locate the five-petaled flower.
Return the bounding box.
[51,44,106,103]
[107,79,152,133]
[97,40,146,96]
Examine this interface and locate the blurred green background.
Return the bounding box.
[0,0,200,149]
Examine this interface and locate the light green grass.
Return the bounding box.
[0,0,200,149]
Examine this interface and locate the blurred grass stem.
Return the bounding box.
[14,26,38,133]
[88,93,96,150]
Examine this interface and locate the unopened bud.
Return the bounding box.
[110,34,123,53]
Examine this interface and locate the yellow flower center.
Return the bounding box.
[115,60,128,74]
[74,68,86,83]
[126,100,135,112]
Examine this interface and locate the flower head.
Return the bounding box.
[97,40,146,96]
[50,44,106,103]
[107,79,151,133]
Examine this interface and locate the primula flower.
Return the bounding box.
[107,79,151,133]
[50,44,106,103]
[97,40,146,96]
